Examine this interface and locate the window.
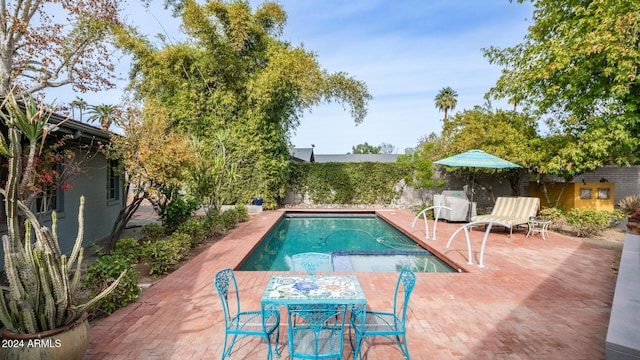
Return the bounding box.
[598,188,610,200]
[107,160,121,201]
[36,182,61,213]
[35,163,63,214]
[579,188,593,199]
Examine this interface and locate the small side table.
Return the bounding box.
[527,217,550,240]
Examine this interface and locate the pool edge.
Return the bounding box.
[236,208,469,273]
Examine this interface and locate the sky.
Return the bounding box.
[48,0,535,155]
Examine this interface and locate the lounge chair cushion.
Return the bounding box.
[472,196,540,227]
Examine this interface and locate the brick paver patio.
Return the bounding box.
[85,209,619,359]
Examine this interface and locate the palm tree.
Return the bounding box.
[70,96,88,121]
[434,87,458,121]
[86,103,123,131]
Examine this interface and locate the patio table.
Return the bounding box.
[261,275,367,357]
[527,217,550,240]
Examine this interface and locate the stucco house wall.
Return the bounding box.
[38,151,124,256]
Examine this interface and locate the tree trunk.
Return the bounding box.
[106,186,145,253]
[0,45,15,96]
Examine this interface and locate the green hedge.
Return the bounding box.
[291,162,410,204]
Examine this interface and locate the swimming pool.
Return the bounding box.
[238,213,456,273]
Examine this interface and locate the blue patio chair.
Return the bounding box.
[350,269,416,359]
[287,304,348,359]
[214,268,280,360]
[291,252,332,276]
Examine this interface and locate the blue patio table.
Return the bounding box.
[261,275,367,357]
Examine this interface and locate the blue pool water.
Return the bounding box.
[238,214,456,273]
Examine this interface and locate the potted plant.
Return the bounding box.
[0,94,125,359]
[617,194,640,235]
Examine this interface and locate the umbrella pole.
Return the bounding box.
[467,175,475,222]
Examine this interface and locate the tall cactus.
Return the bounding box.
[0,93,125,334]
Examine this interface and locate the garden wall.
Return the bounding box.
[283,163,640,209]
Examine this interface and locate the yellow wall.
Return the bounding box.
[528,182,615,211]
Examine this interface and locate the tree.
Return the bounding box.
[483,0,640,166]
[105,104,196,249]
[437,106,540,200]
[190,130,238,212]
[351,142,381,154]
[115,0,372,208]
[434,86,458,121]
[397,140,444,202]
[350,142,396,154]
[86,104,123,131]
[379,142,396,154]
[70,97,88,122]
[0,0,124,97]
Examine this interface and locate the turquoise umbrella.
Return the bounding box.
[434,149,522,210]
[433,149,521,169]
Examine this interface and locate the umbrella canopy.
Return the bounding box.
[434,150,522,218]
[433,149,521,169]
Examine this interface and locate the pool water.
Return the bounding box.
[238,214,456,273]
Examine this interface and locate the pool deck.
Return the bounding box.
[85,208,620,359]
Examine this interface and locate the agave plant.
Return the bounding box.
[0,93,124,334]
[617,194,640,214]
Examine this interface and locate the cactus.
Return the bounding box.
[0,93,125,334]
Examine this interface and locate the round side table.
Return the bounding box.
[527,217,550,240]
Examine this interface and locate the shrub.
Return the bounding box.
[611,210,627,222]
[199,206,248,239]
[202,210,226,237]
[539,207,563,222]
[564,208,611,237]
[233,203,249,223]
[142,223,165,241]
[159,194,201,229]
[219,209,238,230]
[113,237,143,262]
[222,204,249,225]
[177,218,207,247]
[144,233,192,276]
[84,253,140,316]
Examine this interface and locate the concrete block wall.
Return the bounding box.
[573,165,640,206]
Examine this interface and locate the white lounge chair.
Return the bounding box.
[472,196,540,237]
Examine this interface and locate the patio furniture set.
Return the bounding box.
[414,193,544,267]
[431,149,547,240]
[214,253,416,359]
